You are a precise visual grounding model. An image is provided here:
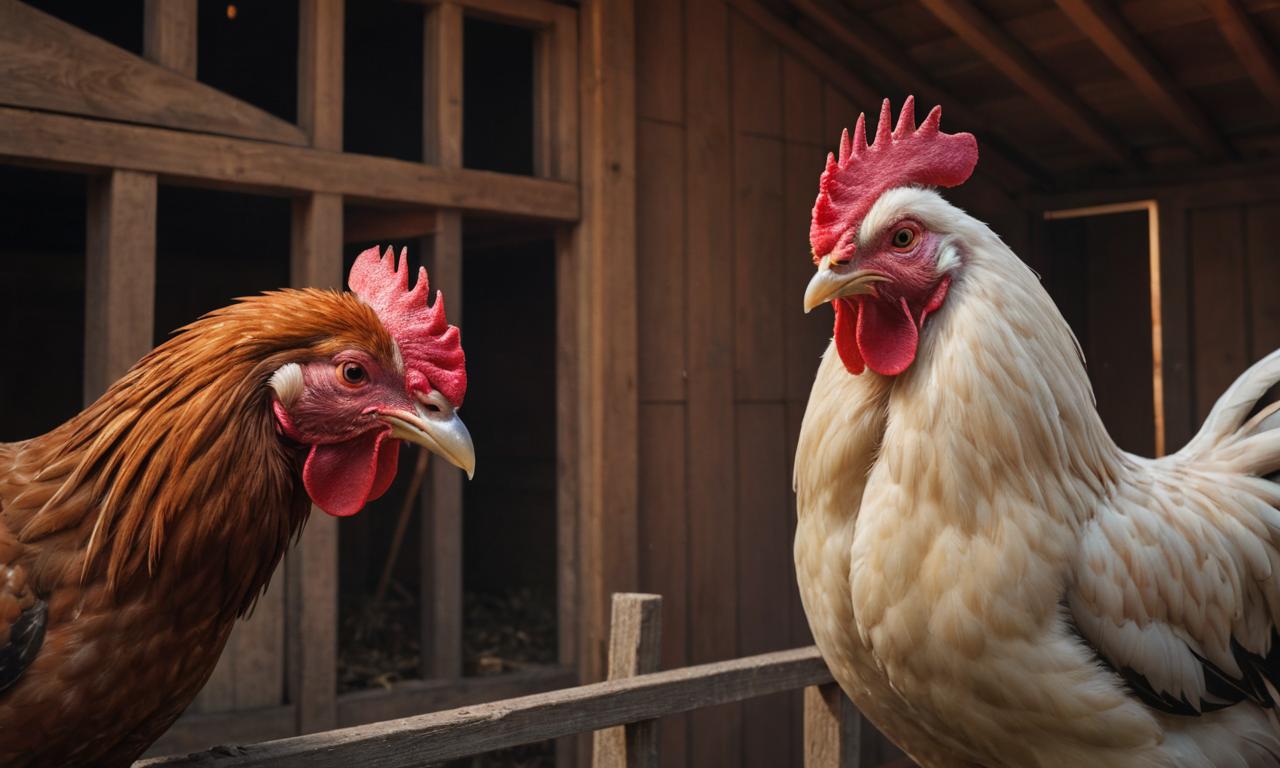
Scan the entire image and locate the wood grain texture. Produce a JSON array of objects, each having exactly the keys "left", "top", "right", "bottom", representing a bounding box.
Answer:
[
  {"left": 550, "top": 9, "right": 579, "bottom": 182},
  {"left": 1246, "top": 201, "right": 1280, "bottom": 358},
  {"left": 298, "top": 0, "right": 344, "bottom": 150},
  {"left": 733, "top": 134, "right": 786, "bottom": 401},
  {"left": 424, "top": 2, "right": 463, "bottom": 168},
  {"left": 232, "top": 571, "right": 287, "bottom": 708},
  {"left": 637, "top": 119, "right": 687, "bottom": 402},
  {"left": 0, "top": 0, "right": 305, "bottom": 146},
  {"left": 143, "top": 0, "right": 197, "bottom": 77},
  {"left": 84, "top": 168, "right": 157, "bottom": 404},
  {"left": 784, "top": 143, "right": 830, "bottom": 402},
  {"left": 732, "top": 13, "right": 783, "bottom": 138},
  {"left": 1156, "top": 194, "right": 1194, "bottom": 450},
  {"left": 0, "top": 107, "right": 579, "bottom": 220},
  {"left": 1188, "top": 205, "right": 1249, "bottom": 423},
  {"left": 804, "top": 683, "right": 860, "bottom": 768},
  {"left": 636, "top": 0, "right": 683, "bottom": 123},
  {"left": 139, "top": 646, "right": 834, "bottom": 768},
  {"left": 593, "top": 594, "right": 663, "bottom": 768},
  {"left": 1202, "top": 0, "right": 1280, "bottom": 113},
  {"left": 783, "top": 55, "right": 825, "bottom": 147}
]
